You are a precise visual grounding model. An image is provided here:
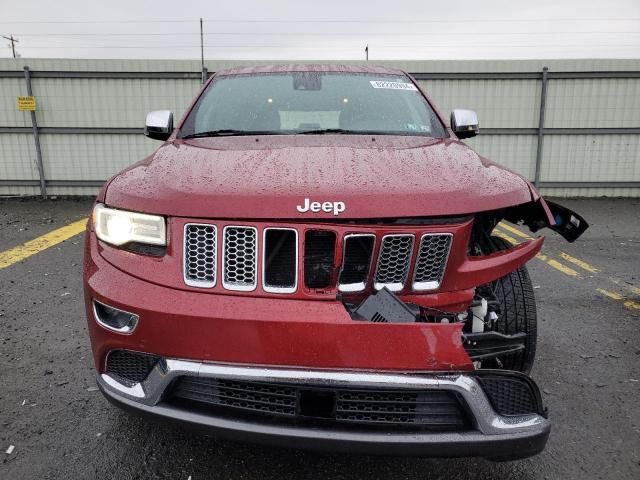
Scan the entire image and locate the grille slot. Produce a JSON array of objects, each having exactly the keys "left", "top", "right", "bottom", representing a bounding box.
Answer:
[
  {"left": 171, "top": 377, "right": 297, "bottom": 416},
  {"left": 263, "top": 228, "right": 298, "bottom": 293},
  {"left": 304, "top": 230, "right": 336, "bottom": 289},
  {"left": 169, "top": 377, "right": 469, "bottom": 430},
  {"left": 412, "top": 234, "right": 453, "bottom": 291},
  {"left": 223, "top": 226, "right": 258, "bottom": 291},
  {"left": 184, "top": 224, "right": 217, "bottom": 288},
  {"left": 338, "top": 234, "right": 375, "bottom": 292},
  {"left": 106, "top": 350, "right": 160, "bottom": 387},
  {"left": 374, "top": 234, "right": 415, "bottom": 292},
  {"left": 336, "top": 389, "right": 468, "bottom": 427}
]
